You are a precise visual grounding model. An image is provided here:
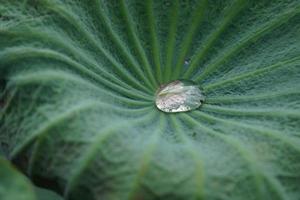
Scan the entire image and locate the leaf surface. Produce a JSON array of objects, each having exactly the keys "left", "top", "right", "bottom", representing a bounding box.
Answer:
[
  {"left": 0, "top": 0, "right": 300, "bottom": 199},
  {"left": 0, "top": 157, "right": 36, "bottom": 200},
  {"left": 0, "top": 157, "right": 63, "bottom": 200}
]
